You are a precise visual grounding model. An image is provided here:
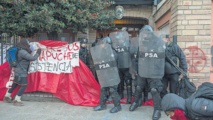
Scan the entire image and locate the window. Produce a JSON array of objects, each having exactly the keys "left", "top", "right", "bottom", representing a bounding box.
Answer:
[{"left": 158, "top": 22, "right": 169, "bottom": 34}]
